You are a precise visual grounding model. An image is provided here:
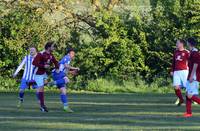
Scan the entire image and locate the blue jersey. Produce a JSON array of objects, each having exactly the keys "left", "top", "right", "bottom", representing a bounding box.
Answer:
[{"left": 59, "top": 55, "right": 71, "bottom": 72}]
